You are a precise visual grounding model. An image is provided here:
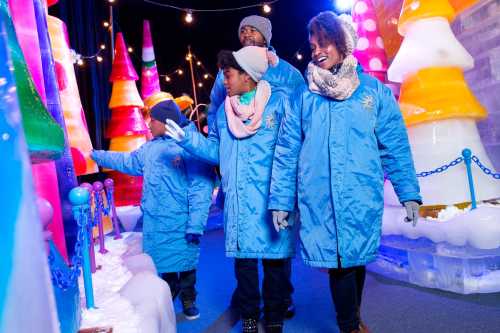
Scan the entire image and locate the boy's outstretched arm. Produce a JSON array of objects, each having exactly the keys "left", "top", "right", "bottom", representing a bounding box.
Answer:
[{"left": 91, "top": 146, "right": 146, "bottom": 176}]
